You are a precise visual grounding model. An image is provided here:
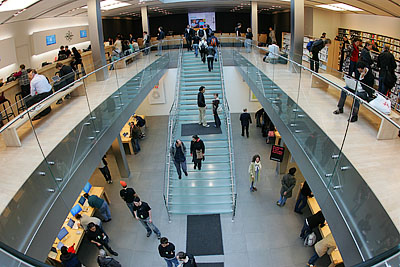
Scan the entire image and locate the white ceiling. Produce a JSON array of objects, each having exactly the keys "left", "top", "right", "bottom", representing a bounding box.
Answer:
[{"left": 0, "top": 0, "right": 399, "bottom": 24}]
